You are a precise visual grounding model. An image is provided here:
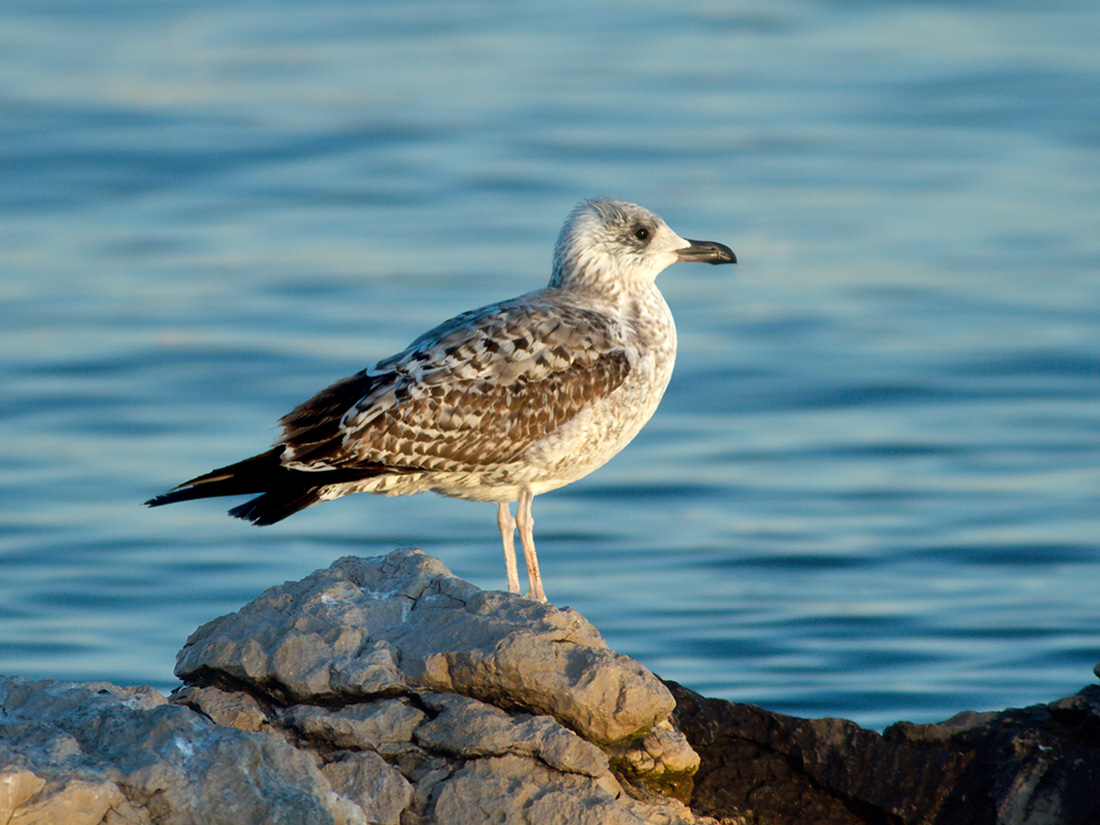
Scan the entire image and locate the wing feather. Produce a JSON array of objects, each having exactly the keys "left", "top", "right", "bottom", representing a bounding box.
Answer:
[{"left": 278, "top": 295, "right": 632, "bottom": 473}]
